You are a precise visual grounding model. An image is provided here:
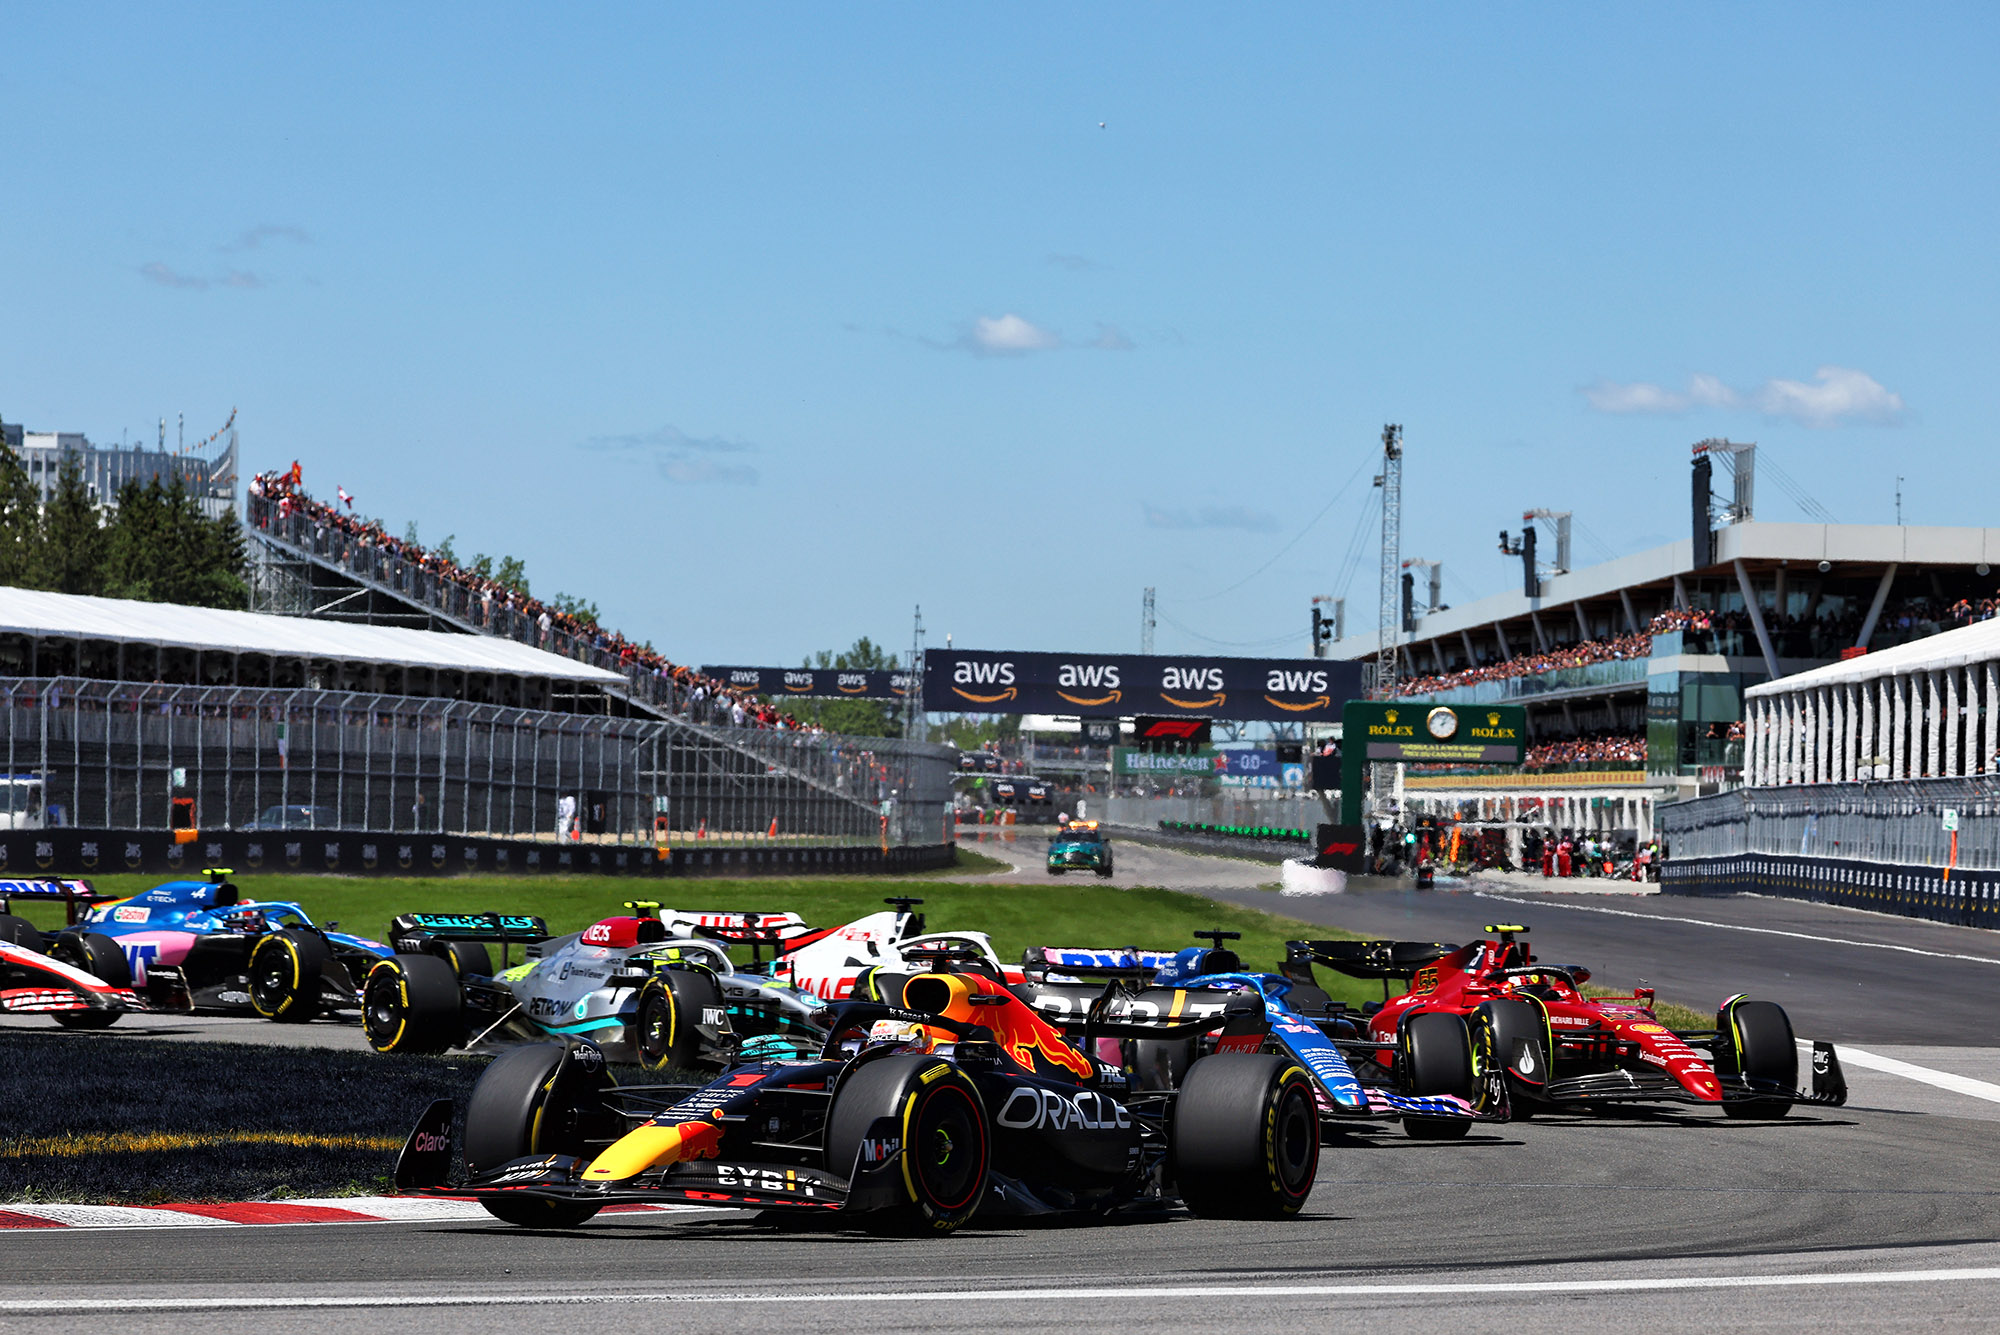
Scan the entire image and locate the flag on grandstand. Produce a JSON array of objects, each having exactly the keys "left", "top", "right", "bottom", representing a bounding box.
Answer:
[{"left": 337, "top": 487, "right": 353, "bottom": 510}]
